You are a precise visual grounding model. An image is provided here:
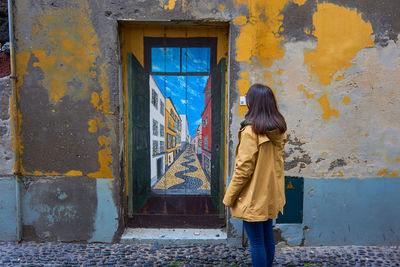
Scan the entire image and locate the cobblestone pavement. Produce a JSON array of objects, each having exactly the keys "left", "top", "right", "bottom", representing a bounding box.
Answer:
[{"left": 0, "top": 242, "right": 399, "bottom": 266}]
